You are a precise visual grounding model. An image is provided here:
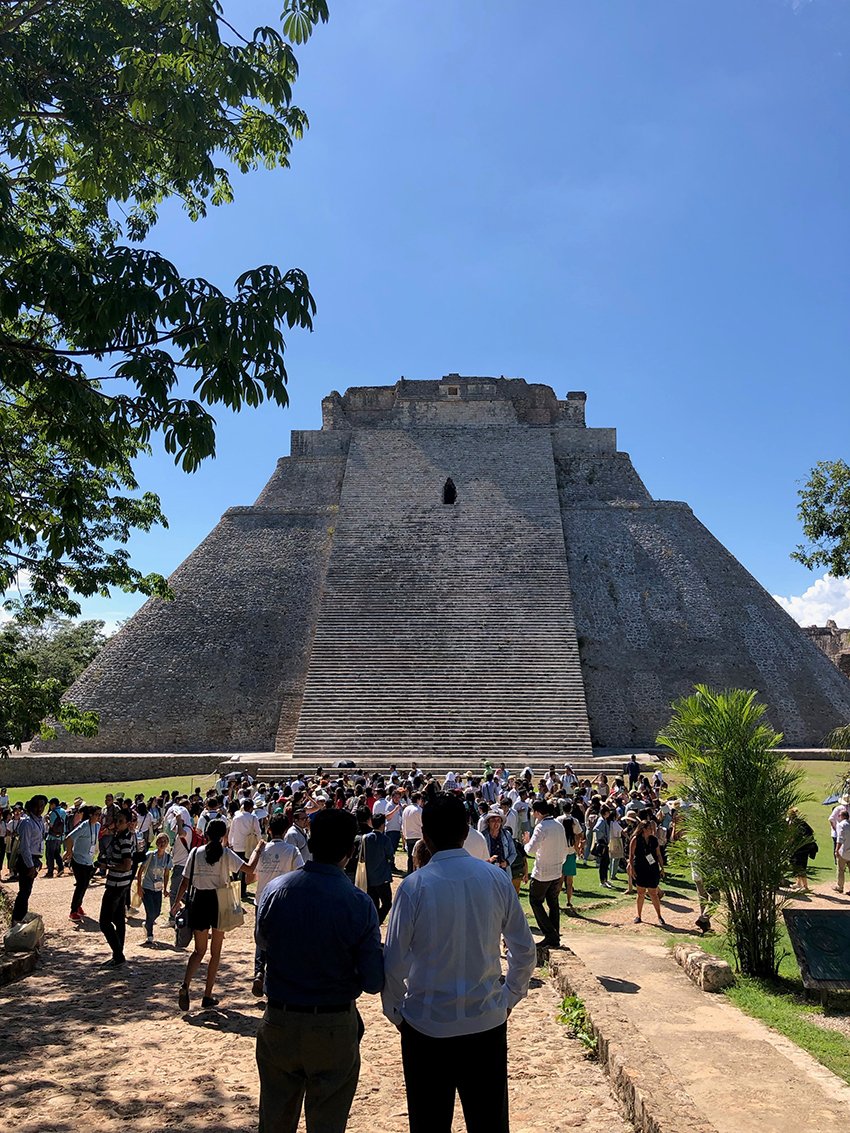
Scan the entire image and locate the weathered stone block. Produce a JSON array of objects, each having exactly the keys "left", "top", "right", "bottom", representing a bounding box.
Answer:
[{"left": 673, "top": 944, "right": 734, "bottom": 992}]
